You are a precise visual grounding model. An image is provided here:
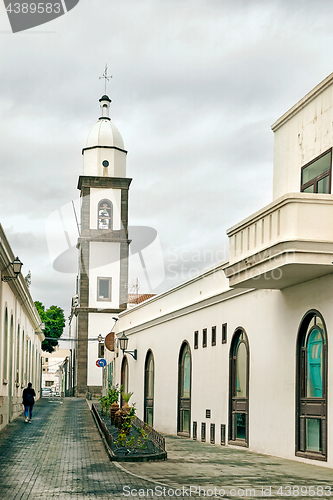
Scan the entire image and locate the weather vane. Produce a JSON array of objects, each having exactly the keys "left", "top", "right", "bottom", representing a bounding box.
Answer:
[{"left": 99, "top": 64, "right": 112, "bottom": 94}]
